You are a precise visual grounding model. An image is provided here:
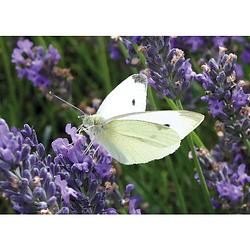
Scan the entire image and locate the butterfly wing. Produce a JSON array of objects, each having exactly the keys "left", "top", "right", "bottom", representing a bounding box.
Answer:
[
  {"left": 95, "top": 120, "right": 181, "bottom": 165},
  {"left": 109, "top": 110, "right": 204, "bottom": 139},
  {"left": 97, "top": 74, "right": 148, "bottom": 120}
]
